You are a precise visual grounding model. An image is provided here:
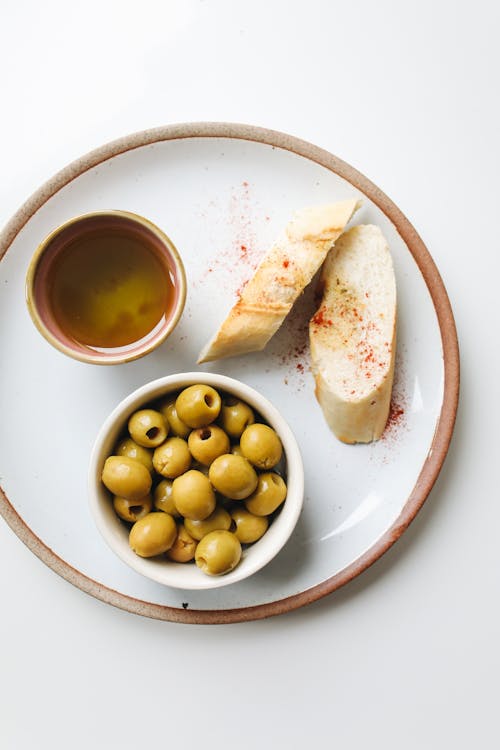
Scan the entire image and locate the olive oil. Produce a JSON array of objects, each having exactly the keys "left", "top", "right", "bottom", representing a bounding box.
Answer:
[{"left": 47, "top": 228, "right": 174, "bottom": 350}]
